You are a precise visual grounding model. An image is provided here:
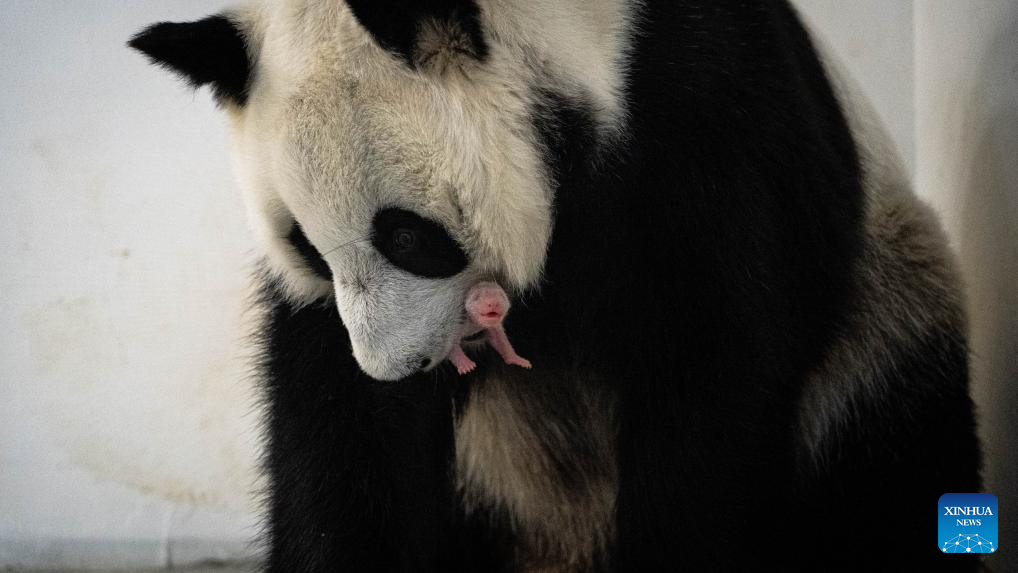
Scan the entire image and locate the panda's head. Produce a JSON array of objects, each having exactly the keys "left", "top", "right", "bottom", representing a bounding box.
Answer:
[{"left": 130, "top": 0, "right": 628, "bottom": 381}]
